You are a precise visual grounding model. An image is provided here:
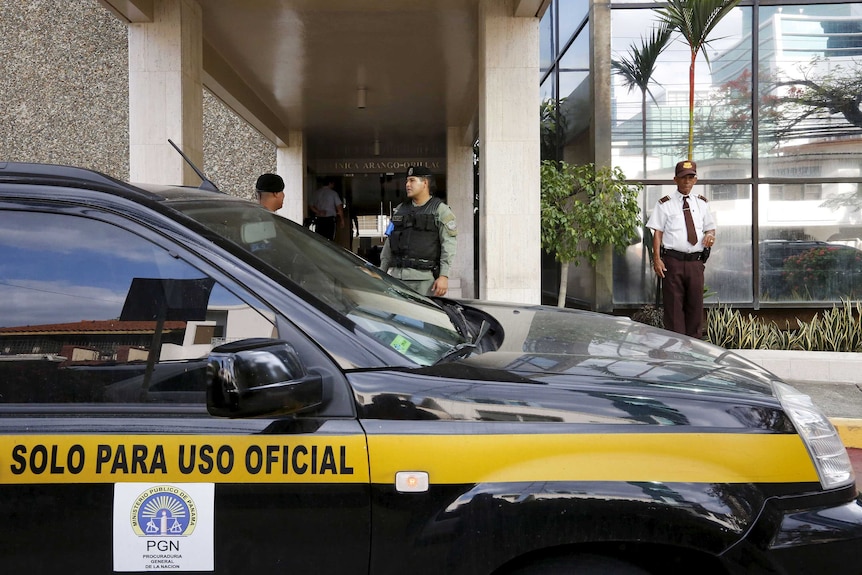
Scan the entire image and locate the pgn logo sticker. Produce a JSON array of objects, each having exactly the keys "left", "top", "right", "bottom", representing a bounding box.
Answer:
[
  {"left": 114, "top": 483, "right": 214, "bottom": 572},
  {"left": 131, "top": 485, "right": 196, "bottom": 537}
]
